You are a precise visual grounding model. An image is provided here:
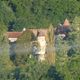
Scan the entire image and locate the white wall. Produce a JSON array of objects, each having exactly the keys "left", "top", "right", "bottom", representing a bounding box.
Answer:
[{"left": 8, "top": 38, "right": 17, "bottom": 42}]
